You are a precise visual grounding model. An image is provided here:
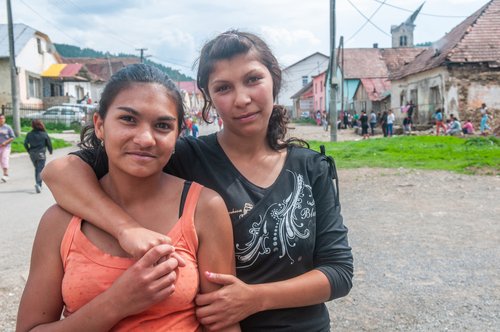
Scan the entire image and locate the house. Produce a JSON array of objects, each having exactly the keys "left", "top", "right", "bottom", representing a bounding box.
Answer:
[
  {"left": 63, "top": 57, "right": 140, "bottom": 103},
  {"left": 290, "top": 81, "right": 314, "bottom": 117},
  {"left": 0, "top": 23, "right": 61, "bottom": 109},
  {"left": 291, "top": 4, "right": 425, "bottom": 121},
  {"left": 41, "top": 63, "right": 100, "bottom": 107},
  {"left": 278, "top": 52, "right": 329, "bottom": 117},
  {"left": 390, "top": 0, "right": 500, "bottom": 124}
]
